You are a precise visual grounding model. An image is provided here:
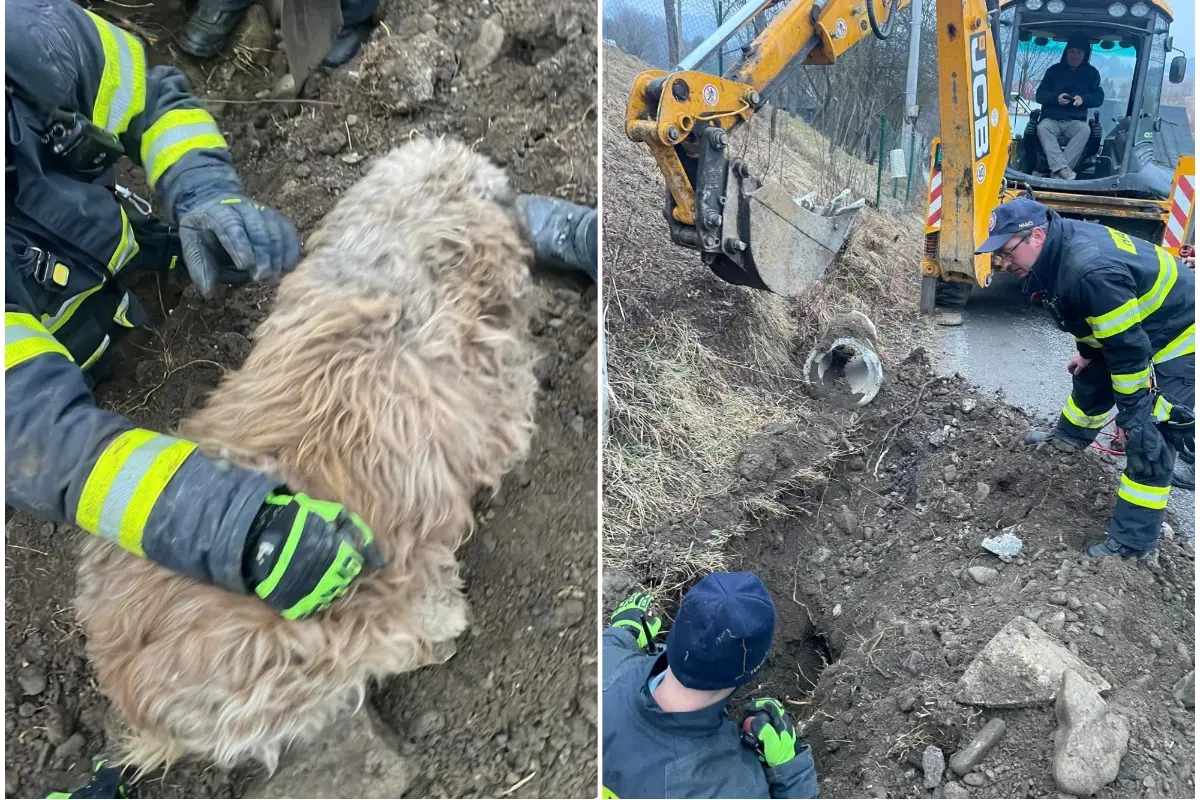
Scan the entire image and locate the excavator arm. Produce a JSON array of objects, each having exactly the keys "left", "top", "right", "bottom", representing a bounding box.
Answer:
[{"left": 625, "top": 0, "right": 1011, "bottom": 302}]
